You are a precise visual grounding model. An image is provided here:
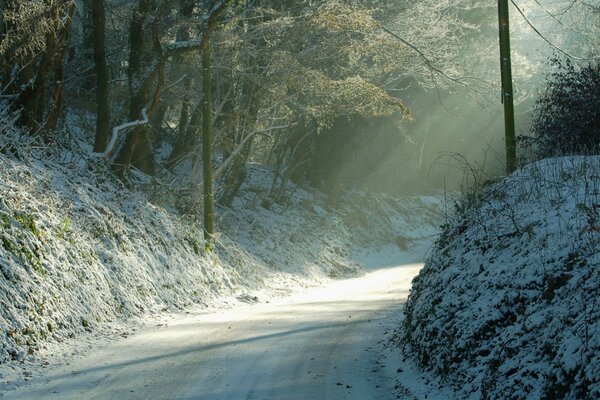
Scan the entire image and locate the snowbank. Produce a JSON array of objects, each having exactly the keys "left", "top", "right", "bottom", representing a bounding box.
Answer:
[
  {"left": 401, "top": 156, "right": 600, "bottom": 399},
  {"left": 0, "top": 132, "right": 442, "bottom": 381}
]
